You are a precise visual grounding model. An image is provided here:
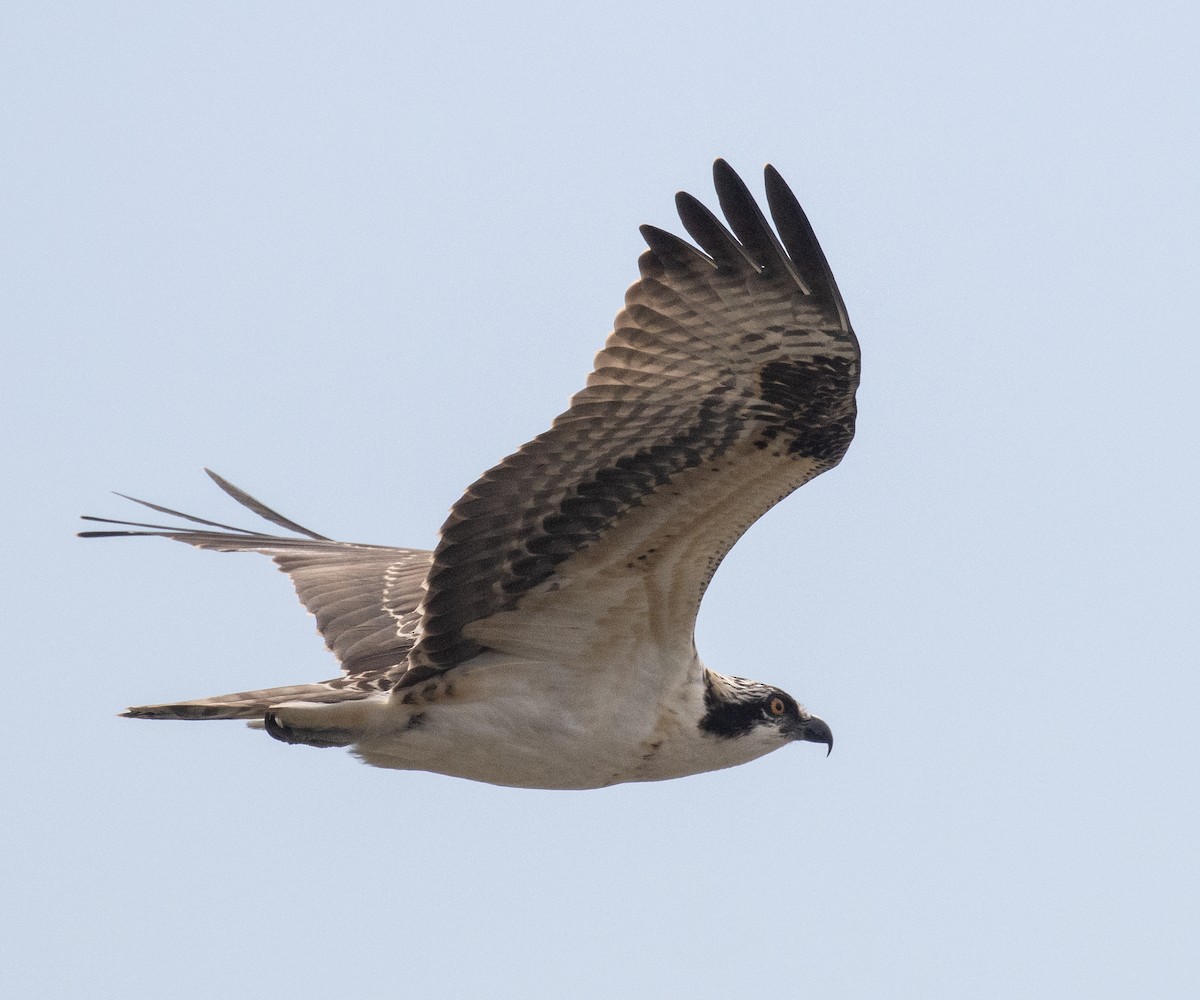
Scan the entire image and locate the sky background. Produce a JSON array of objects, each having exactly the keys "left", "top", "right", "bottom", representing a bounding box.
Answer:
[{"left": 3, "top": 2, "right": 1198, "bottom": 997}]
